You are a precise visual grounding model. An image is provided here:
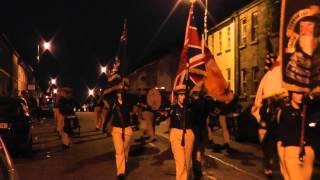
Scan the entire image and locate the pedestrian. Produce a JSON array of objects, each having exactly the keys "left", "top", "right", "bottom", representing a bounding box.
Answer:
[
  {"left": 93, "top": 93, "right": 104, "bottom": 131},
  {"left": 258, "top": 98, "right": 281, "bottom": 177},
  {"left": 101, "top": 93, "right": 113, "bottom": 136},
  {"left": 277, "top": 91, "right": 315, "bottom": 180},
  {"left": 54, "top": 88, "right": 63, "bottom": 136},
  {"left": 190, "top": 88, "right": 211, "bottom": 180},
  {"left": 169, "top": 85, "right": 194, "bottom": 180},
  {"left": 216, "top": 94, "right": 239, "bottom": 153},
  {"left": 58, "top": 87, "right": 80, "bottom": 148},
  {"left": 109, "top": 89, "right": 133, "bottom": 180},
  {"left": 216, "top": 101, "right": 232, "bottom": 151}
]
